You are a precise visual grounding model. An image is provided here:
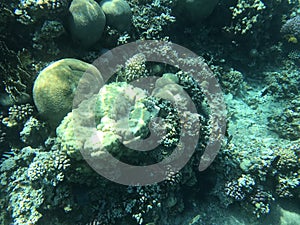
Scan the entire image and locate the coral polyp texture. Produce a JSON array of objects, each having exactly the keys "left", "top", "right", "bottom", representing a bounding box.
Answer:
[{"left": 33, "top": 58, "right": 101, "bottom": 128}]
